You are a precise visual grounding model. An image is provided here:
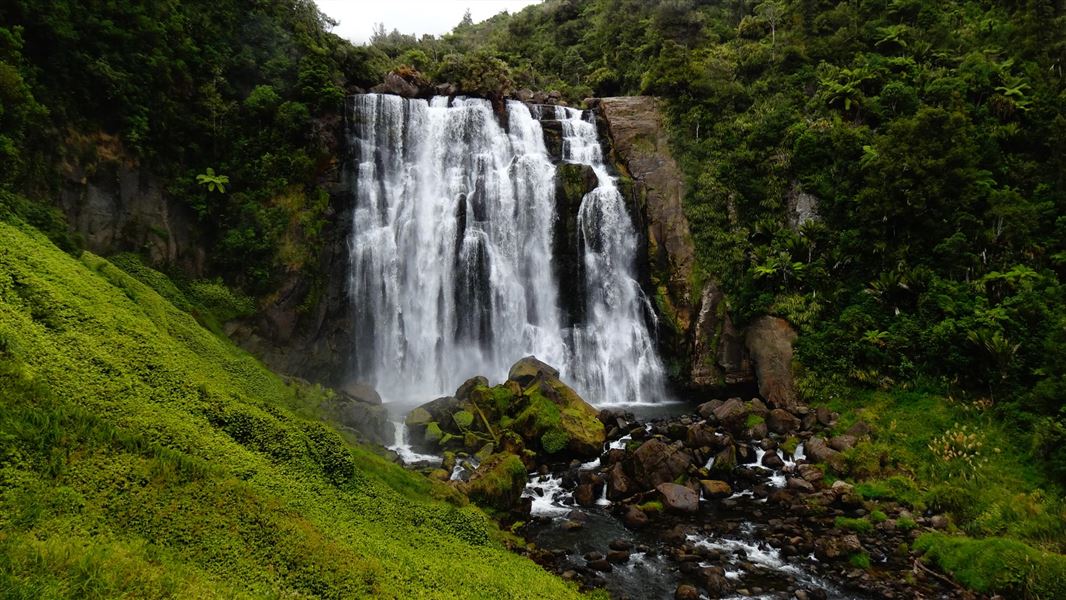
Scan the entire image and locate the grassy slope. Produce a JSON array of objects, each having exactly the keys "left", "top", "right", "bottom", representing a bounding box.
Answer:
[
  {"left": 813, "top": 385, "right": 1066, "bottom": 598},
  {"left": 0, "top": 219, "right": 582, "bottom": 599}
]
